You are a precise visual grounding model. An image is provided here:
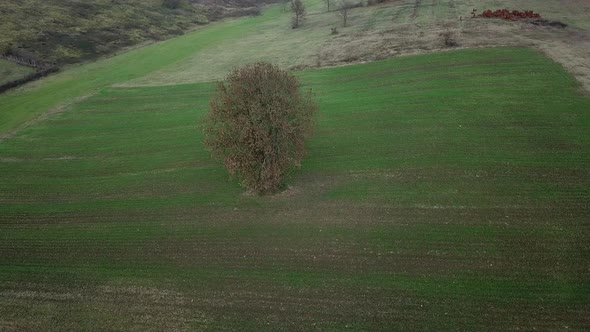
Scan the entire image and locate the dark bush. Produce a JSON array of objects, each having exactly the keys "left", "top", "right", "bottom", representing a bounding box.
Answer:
[
  {"left": 162, "top": 0, "right": 186, "bottom": 9},
  {"left": 0, "top": 67, "right": 60, "bottom": 94},
  {"left": 442, "top": 31, "right": 458, "bottom": 47}
]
